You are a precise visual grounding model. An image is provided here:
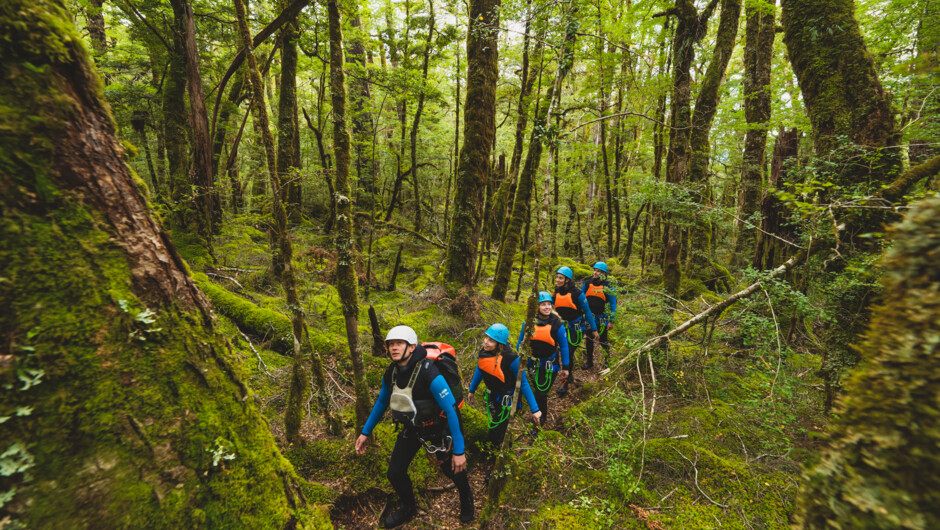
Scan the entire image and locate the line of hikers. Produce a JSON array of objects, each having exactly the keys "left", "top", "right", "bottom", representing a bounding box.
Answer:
[{"left": 355, "top": 263, "right": 617, "bottom": 528}]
